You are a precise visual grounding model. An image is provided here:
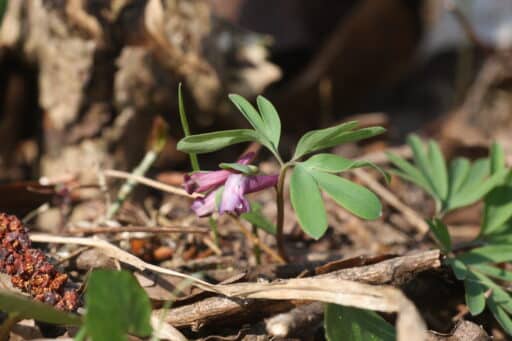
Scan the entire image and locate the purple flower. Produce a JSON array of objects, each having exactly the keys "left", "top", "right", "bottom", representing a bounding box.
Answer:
[
  {"left": 185, "top": 153, "right": 278, "bottom": 217},
  {"left": 184, "top": 153, "right": 254, "bottom": 194}
]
